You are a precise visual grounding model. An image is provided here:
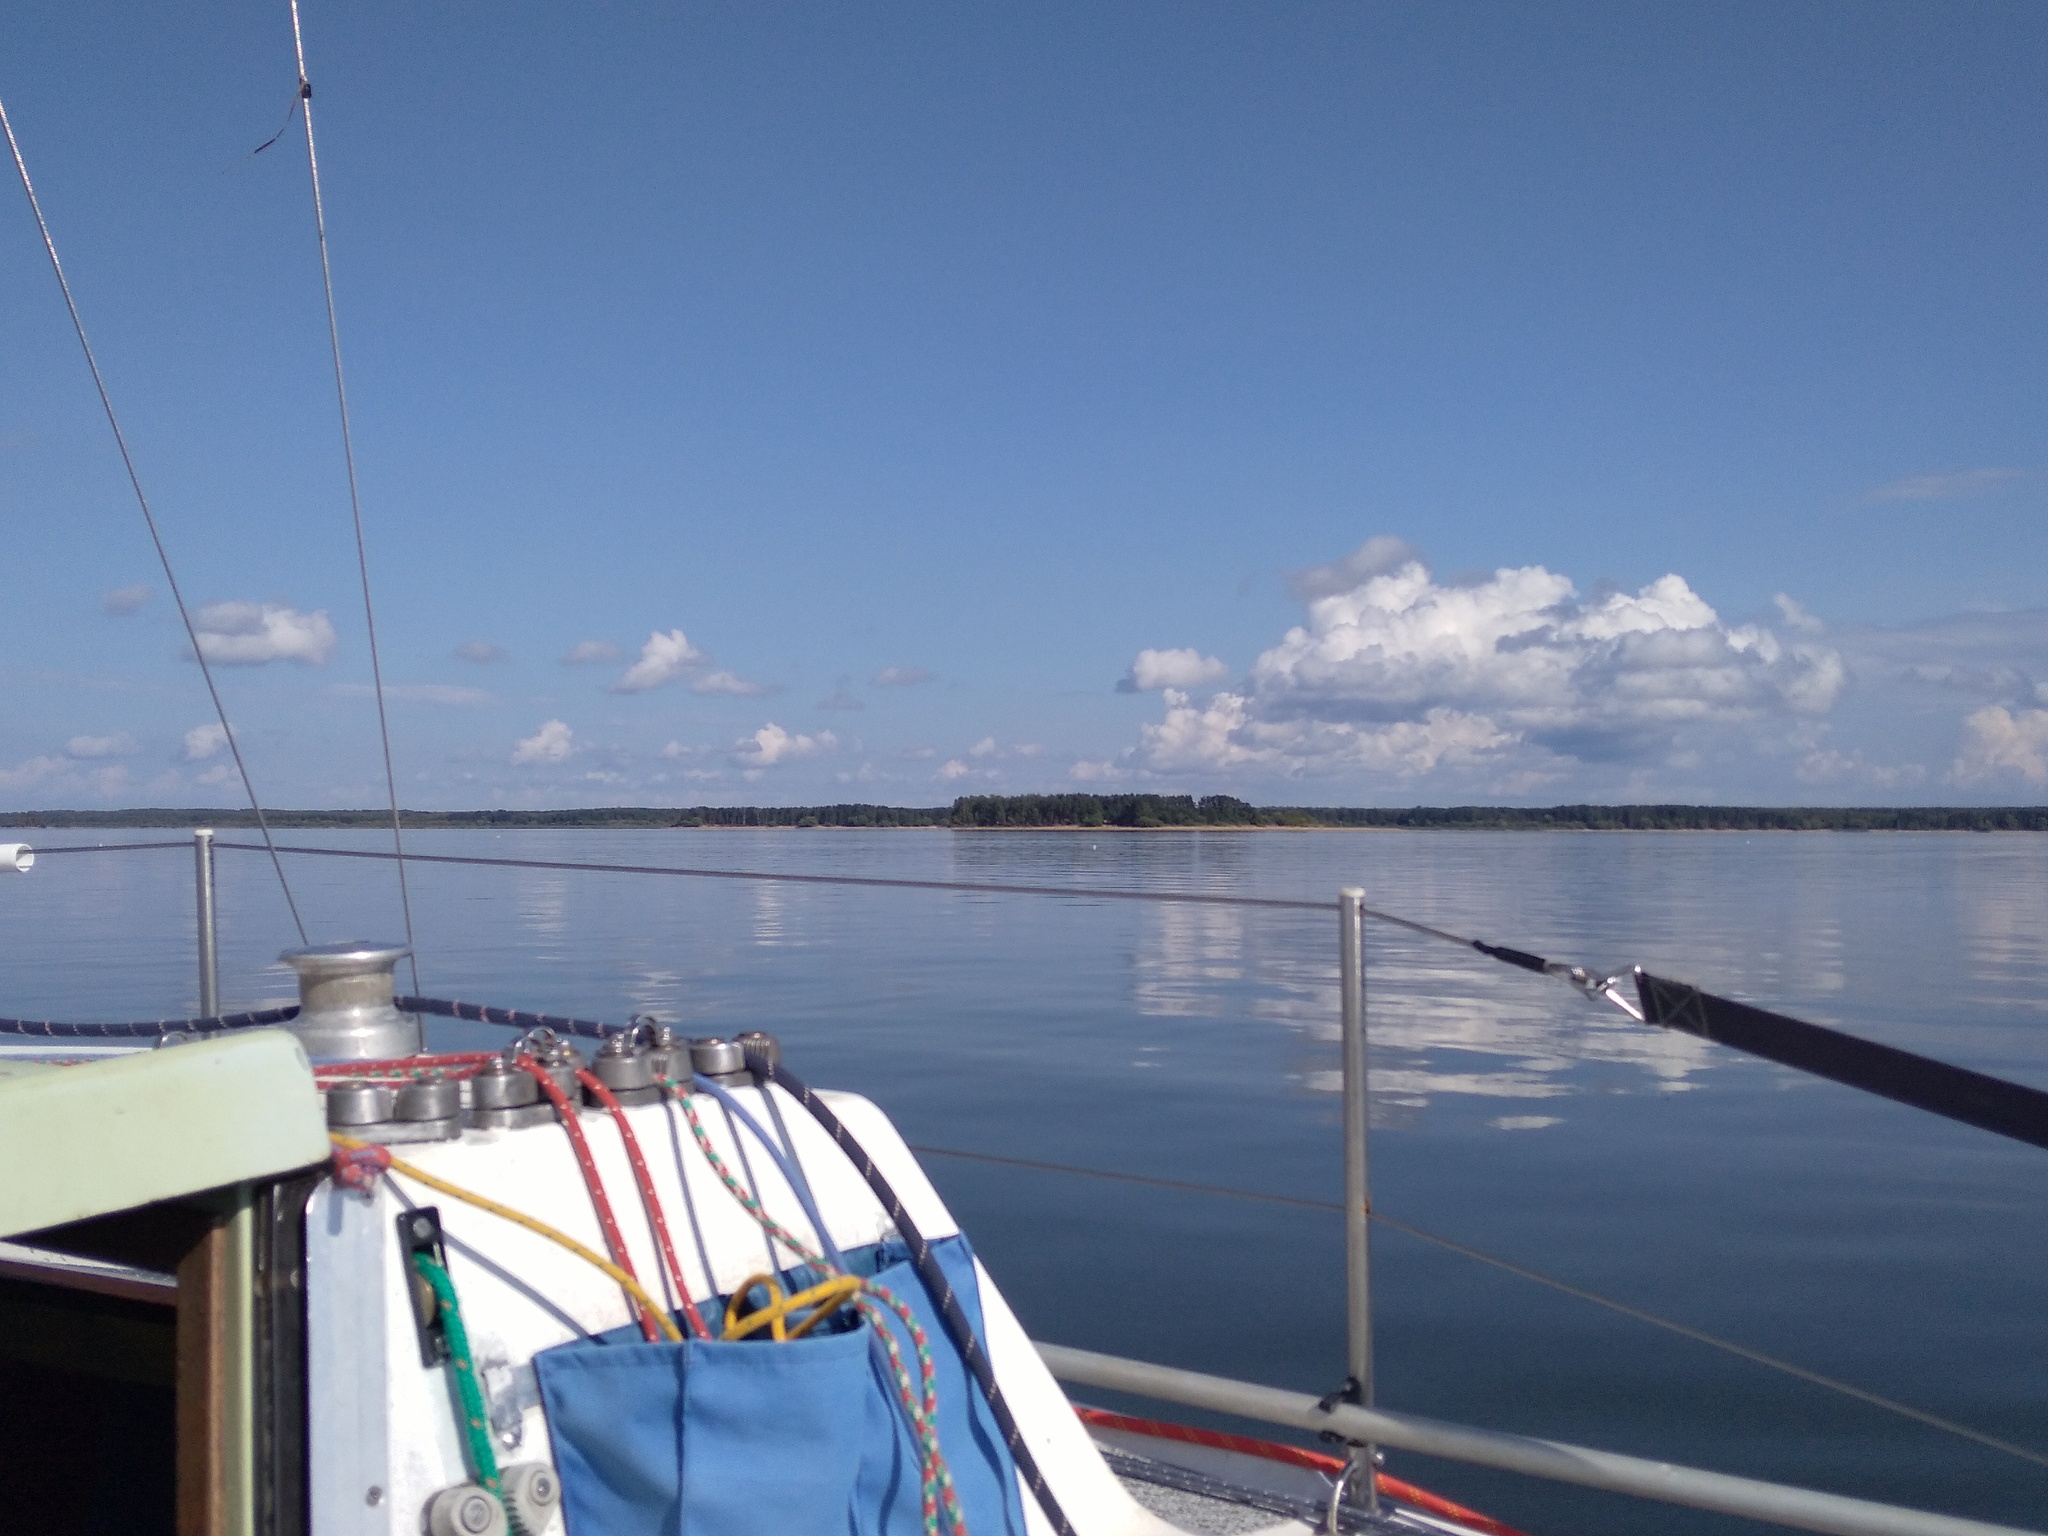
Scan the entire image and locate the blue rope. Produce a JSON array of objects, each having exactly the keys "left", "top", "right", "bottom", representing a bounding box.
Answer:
[{"left": 691, "top": 1075, "right": 846, "bottom": 1273}]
